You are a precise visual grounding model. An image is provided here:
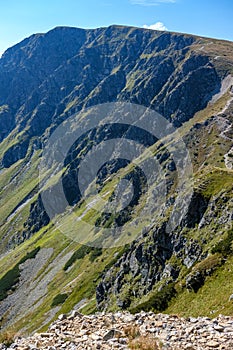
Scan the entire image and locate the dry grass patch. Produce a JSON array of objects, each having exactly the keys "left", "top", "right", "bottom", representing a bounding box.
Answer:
[
  {"left": 0, "top": 329, "right": 18, "bottom": 347},
  {"left": 124, "top": 325, "right": 161, "bottom": 350}
]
